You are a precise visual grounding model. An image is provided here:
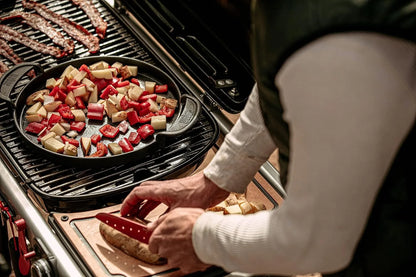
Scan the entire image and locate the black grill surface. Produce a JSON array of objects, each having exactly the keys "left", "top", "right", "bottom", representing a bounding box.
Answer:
[{"left": 0, "top": 0, "right": 219, "bottom": 212}]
